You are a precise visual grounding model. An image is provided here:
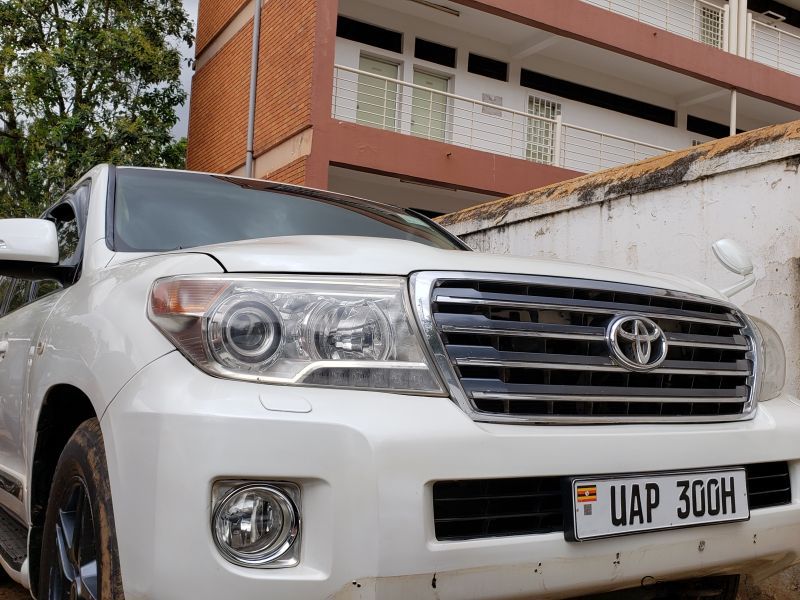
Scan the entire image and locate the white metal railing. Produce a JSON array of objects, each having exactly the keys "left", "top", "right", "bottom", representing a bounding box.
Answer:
[
  {"left": 582, "top": 0, "right": 728, "bottom": 50},
  {"left": 331, "top": 65, "right": 673, "bottom": 173},
  {"left": 749, "top": 17, "right": 800, "bottom": 77},
  {"left": 560, "top": 124, "right": 671, "bottom": 172}
]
